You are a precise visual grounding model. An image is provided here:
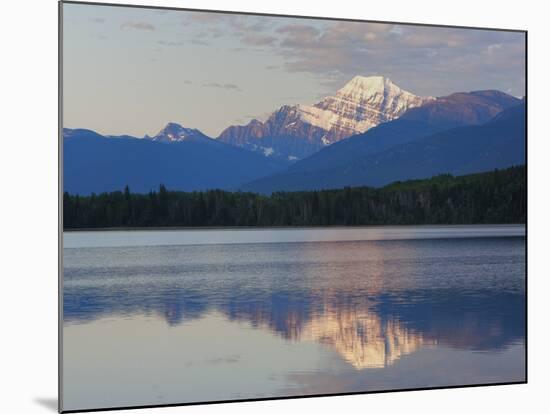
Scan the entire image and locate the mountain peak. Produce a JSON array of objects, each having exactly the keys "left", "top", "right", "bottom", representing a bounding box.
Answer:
[
  {"left": 164, "top": 121, "right": 183, "bottom": 128},
  {"left": 300, "top": 75, "right": 430, "bottom": 142},
  {"left": 218, "top": 74, "right": 431, "bottom": 160},
  {"left": 337, "top": 75, "right": 409, "bottom": 100},
  {"left": 158, "top": 122, "right": 187, "bottom": 135},
  {"left": 151, "top": 122, "right": 211, "bottom": 143},
  {"left": 342, "top": 75, "right": 391, "bottom": 91},
  {"left": 400, "top": 90, "right": 521, "bottom": 128}
]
